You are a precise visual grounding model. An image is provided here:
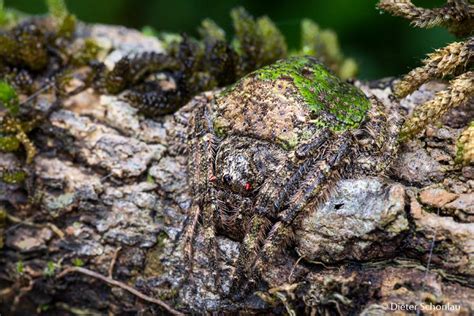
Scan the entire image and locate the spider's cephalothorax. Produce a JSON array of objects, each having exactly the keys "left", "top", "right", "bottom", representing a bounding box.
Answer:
[{"left": 180, "top": 56, "right": 402, "bottom": 295}]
